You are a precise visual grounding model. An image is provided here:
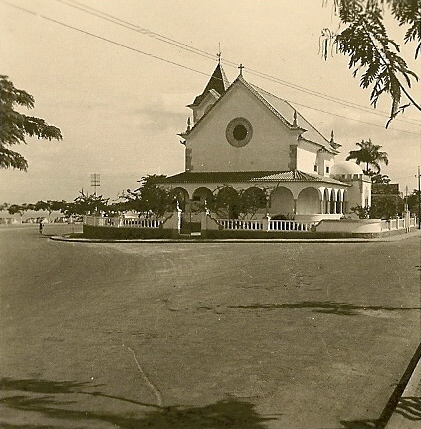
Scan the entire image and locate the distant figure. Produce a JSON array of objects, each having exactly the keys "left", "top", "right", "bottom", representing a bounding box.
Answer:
[{"left": 39, "top": 221, "right": 43, "bottom": 234}]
